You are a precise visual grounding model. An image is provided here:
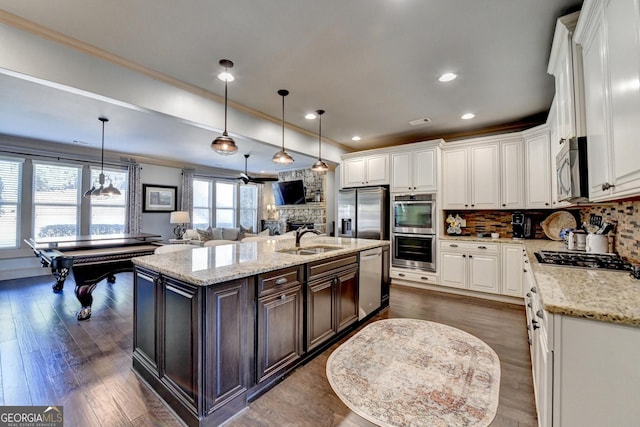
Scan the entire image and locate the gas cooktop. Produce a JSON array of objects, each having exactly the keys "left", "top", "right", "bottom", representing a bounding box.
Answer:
[{"left": 534, "top": 251, "right": 632, "bottom": 271}]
